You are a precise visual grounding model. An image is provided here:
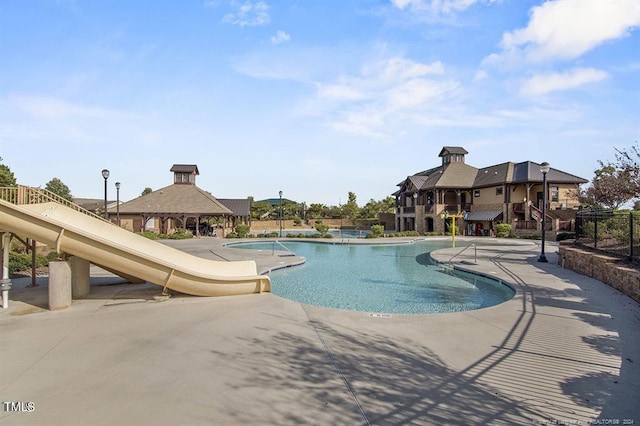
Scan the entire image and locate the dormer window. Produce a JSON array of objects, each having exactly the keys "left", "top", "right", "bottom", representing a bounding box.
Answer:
[{"left": 174, "top": 173, "right": 192, "bottom": 184}]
